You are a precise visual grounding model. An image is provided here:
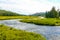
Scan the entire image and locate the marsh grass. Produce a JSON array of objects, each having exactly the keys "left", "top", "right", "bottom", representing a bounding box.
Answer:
[
  {"left": 20, "top": 18, "right": 60, "bottom": 26},
  {"left": 0, "top": 16, "right": 38, "bottom": 20},
  {"left": 0, "top": 24, "right": 46, "bottom": 40}
]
